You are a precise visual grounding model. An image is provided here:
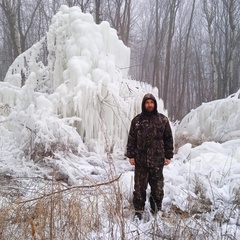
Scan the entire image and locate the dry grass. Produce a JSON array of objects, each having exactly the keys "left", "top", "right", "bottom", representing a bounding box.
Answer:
[
  {"left": 0, "top": 177, "right": 125, "bottom": 240},
  {"left": 0, "top": 153, "right": 239, "bottom": 240},
  {"left": 174, "top": 134, "right": 204, "bottom": 152},
  {"left": 0, "top": 175, "right": 239, "bottom": 240}
]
